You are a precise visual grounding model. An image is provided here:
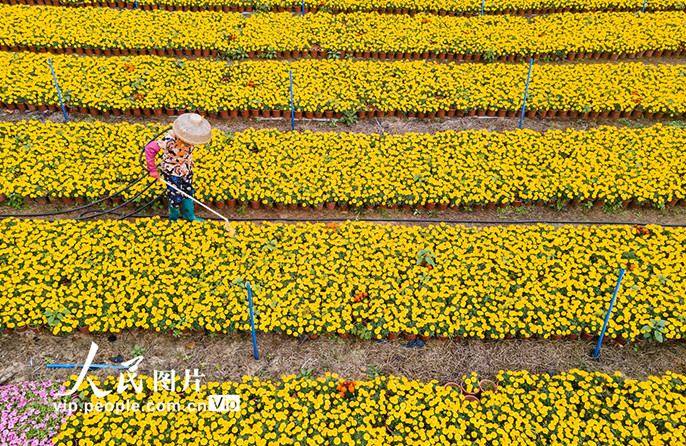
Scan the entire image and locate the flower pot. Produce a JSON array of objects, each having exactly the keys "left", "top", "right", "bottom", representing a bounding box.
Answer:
[
  {"left": 308, "top": 334, "right": 319, "bottom": 340},
  {"left": 460, "top": 381, "right": 479, "bottom": 397},
  {"left": 78, "top": 326, "right": 91, "bottom": 334},
  {"left": 478, "top": 380, "right": 498, "bottom": 393},
  {"left": 338, "top": 332, "right": 349, "bottom": 338},
  {"left": 580, "top": 331, "right": 594, "bottom": 341},
  {"left": 403, "top": 333, "right": 417, "bottom": 340},
  {"left": 388, "top": 332, "right": 399, "bottom": 340},
  {"left": 566, "top": 333, "right": 579, "bottom": 340},
  {"left": 419, "top": 334, "right": 431, "bottom": 341},
  {"left": 249, "top": 200, "right": 261, "bottom": 209},
  {"left": 325, "top": 202, "right": 336, "bottom": 210},
  {"left": 549, "top": 334, "right": 562, "bottom": 340}
]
